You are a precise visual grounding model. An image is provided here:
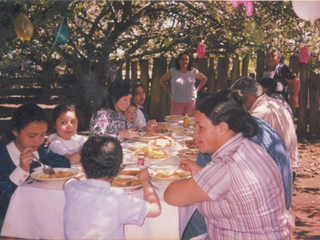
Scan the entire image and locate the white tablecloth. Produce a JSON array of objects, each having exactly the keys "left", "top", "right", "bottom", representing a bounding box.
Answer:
[{"left": 1, "top": 136, "right": 196, "bottom": 239}]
